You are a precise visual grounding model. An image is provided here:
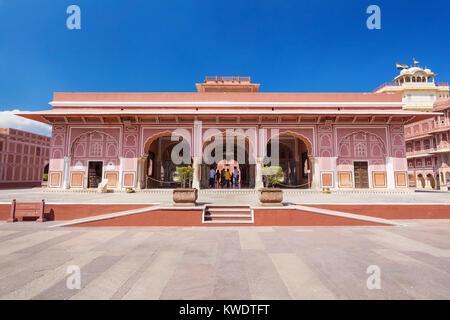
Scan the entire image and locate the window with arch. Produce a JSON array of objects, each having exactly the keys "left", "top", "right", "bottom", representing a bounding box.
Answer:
[
  {"left": 90, "top": 142, "right": 103, "bottom": 157},
  {"left": 354, "top": 142, "right": 367, "bottom": 157}
]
